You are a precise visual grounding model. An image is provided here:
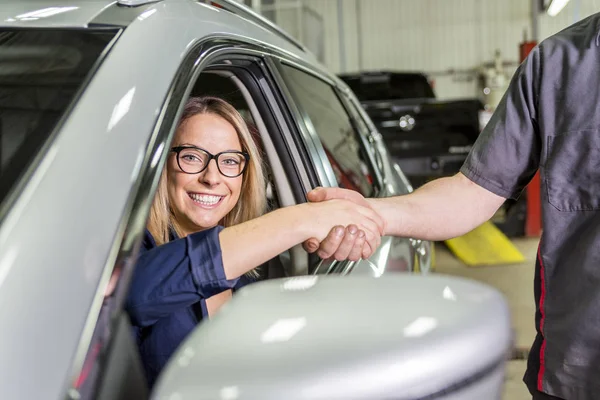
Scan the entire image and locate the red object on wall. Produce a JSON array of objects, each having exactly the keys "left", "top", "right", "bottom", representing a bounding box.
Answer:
[
  {"left": 520, "top": 40, "right": 543, "bottom": 237},
  {"left": 520, "top": 41, "right": 538, "bottom": 63}
]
